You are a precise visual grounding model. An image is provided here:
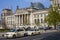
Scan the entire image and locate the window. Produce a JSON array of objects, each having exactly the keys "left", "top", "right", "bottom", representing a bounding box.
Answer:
[
  {"left": 41, "top": 14, "right": 43, "bottom": 17},
  {"left": 37, "top": 19, "right": 39, "bottom": 23},
  {"left": 7, "top": 17, "right": 11, "bottom": 20},
  {"left": 37, "top": 14, "right": 39, "bottom": 18},
  {"left": 34, "top": 14, "right": 39, "bottom": 18},
  {"left": 17, "top": 29, "right": 24, "bottom": 31},
  {"left": 35, "top": 19, "right": 37, "bottom": 24},
  {"left": 34, "top": 14, "right": 36, "bottom": 18},
  {"left": 41, "top": 18, "right": 43, "bottom": 23},
  {"left": 34, "top": 19, "right": 40, "bottom": 25},
  {"left": 44, "top": 14, "right": 46, "bottom": 16},
  {"left": 10, "top": 29, "right": 15, "bottom": 32},
  {"left": 7, "top": 22, "right": 9, "bottom": 25}
]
